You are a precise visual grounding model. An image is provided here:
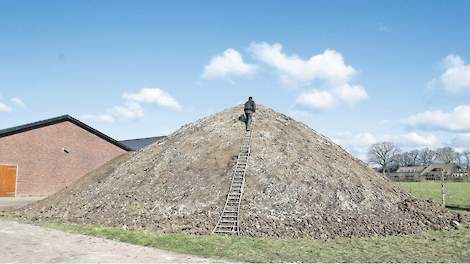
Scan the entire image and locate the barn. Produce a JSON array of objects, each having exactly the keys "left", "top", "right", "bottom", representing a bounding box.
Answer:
[{"left": 0, "top": 115, "right": 131, "bottom": 197}]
